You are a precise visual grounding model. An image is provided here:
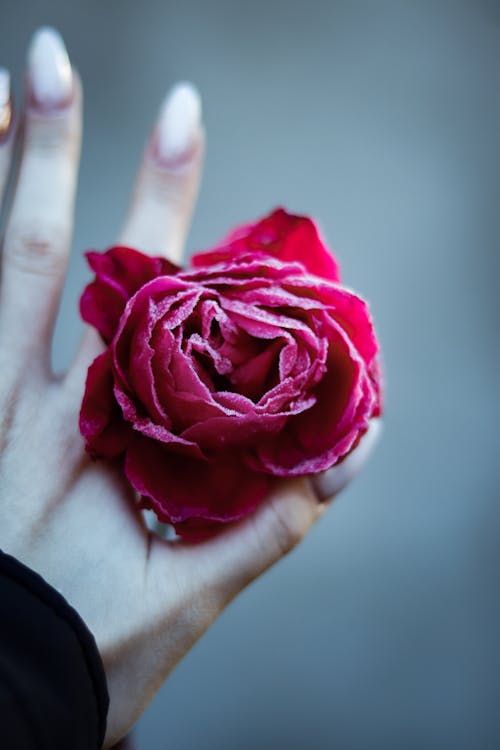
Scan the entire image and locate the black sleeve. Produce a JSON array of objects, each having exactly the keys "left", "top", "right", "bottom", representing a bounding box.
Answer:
[{"left": 0, "top": 549, "right": 109, "bottom": 750}]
